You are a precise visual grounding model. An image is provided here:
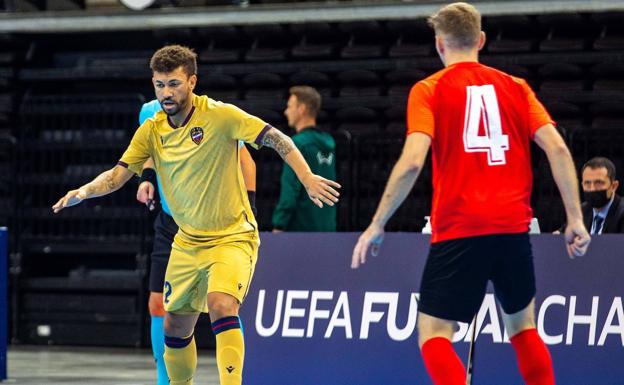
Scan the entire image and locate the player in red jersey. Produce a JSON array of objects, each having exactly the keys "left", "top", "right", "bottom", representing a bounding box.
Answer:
[{"left": 351, "top": 3, "right": 590, "bottom": 385}]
